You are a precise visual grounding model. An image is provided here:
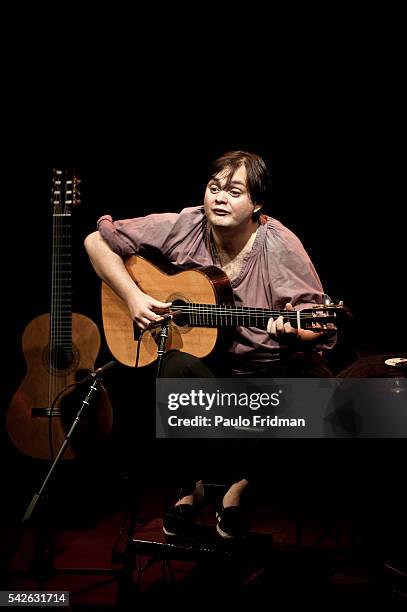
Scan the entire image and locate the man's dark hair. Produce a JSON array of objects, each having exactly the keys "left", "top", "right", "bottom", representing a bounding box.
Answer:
[{"left": 208, "top": 151, "right": 270, "bottom": 210}]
